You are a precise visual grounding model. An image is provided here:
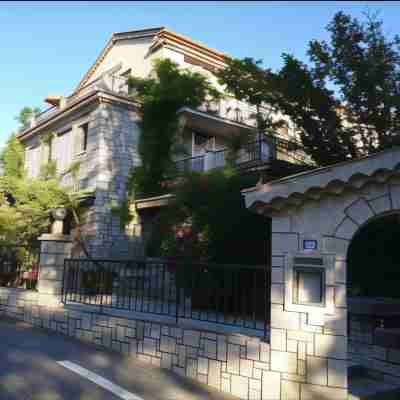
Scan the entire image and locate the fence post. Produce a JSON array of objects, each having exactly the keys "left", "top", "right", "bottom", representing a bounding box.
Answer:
[
  {"left": 37, "top": 233, "right": 72, "bottom": 307},
  {"left": 175, "top": 262, "right": 180, "bottom": 325}
]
